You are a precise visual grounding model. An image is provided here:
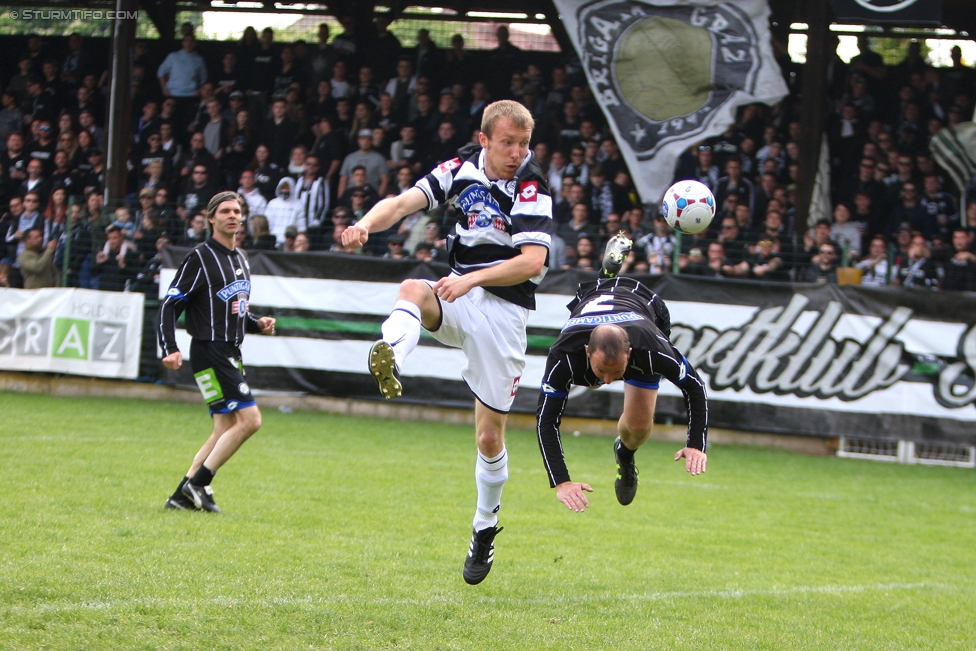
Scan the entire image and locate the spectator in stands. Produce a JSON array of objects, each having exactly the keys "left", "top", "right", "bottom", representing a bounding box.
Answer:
[
  {"left": 181, "top": 212, "right": 206, "bottom": 247},
  {"left": 920, "top": 173, "right": 958, "bottom": 237},
  {"left": 896, "top": 234, "right": 939, "bottom": 288},
  {"left": 632, "top": 214, "right": 672, "bottom": 275},
  {"left": 857, "top": 235, "right": 897, "bottom": 286},
  {"left": 91, "top": 225, "right": 138, "bottom": 291},
  {"left": 112, "top": 206, "right": 137, "bottom": 240},
  {"left": 263, "top": 98, "right": 299, "bottom": 168},
  {"left": 16, "top": 226, "right": 58, "bottom": 288},
  {"left": 157, "top": 34, "right": 208, "bottom": 135},
  {"left": 265, "top": 176, "right": 302, "bottom": 247},
  {"left": 558, "top": 201, "right": 593, "bottom": 251},
  {"left": 802, "top": 241, "right": 840, "bottom": 284},
  {"left": 179, "top": 132, "right": 216, "bottom": 180},
  {"left": 886, "top": 181, "right": 932, "bottom": 239},
  {"left": 338, "top": 129, "right": 389, "bottom": 197},
  {"left": 238, "top": 169, "right": 267, "bottom": 218},
  {"left": 295, "top": 154, "right": 329, "bottom": 233},
  {"left": 588, "top": 165, "right": 615, "bottom": 223},
  {"left": 200, "top": 98, "right": 229, "bottom": 162},
  {"left": 423, "top": 119, "right": 463, "bottom": 171},
  {"left": 716, "top": 216, "right": 748, "bottom": 263},
  {"left": 177, "top": 164, "right": 218, "bottom": 223},
  {"left": 132, "top": 208, "right": 163, "bottom": 263},
  {"left": 716, "top": 156, "right": 754, "bottom": 215},
  {"left": 18, "top": 159, "right": 51, "bottom": 211},
  {"left": 830, "top": 202, "right": 862, "bottom": 262},
  {"left": 936, "top": 229, "right": 976, "bottom": 292},
  {"left": 248, "top": 143, "right": 281, "bottom": 201},
  {"left": 240, "top": 214, "right": 267, "bottom": 251},
  {"left": 307, "top": 24, "right": 336, "bottom": 90},
  {"left": 0, "top": 91, "right": 23, "bottom": 148},
  {"left": 573, "top": 235, "right": 596, "bottom": 270}
]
